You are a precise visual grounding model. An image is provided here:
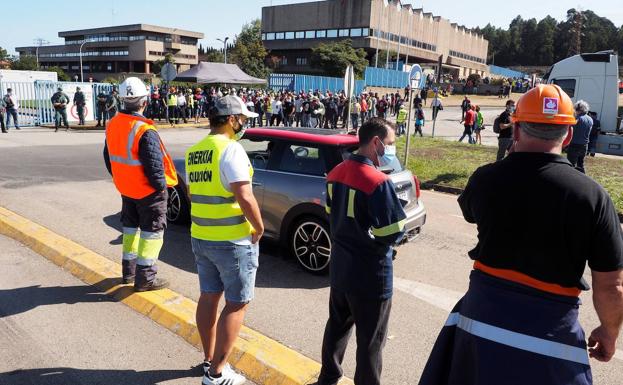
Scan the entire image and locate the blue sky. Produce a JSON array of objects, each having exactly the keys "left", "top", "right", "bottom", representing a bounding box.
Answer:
[{"left": 2, "top": 0, "right": 622, "bottom": 55}]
